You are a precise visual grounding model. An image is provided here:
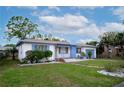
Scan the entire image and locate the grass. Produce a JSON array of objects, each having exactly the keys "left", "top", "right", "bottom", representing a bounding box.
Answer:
[
  {"left": 76, "top": 59, "right": 124, "bottom": 68},
  {"left": 0, "top": 59, "right": 124, "bottom": 87}
]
